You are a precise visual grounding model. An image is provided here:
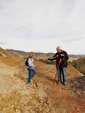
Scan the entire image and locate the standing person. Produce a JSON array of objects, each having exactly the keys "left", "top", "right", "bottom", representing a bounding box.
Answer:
[
  {"left": 27, "top": 52, "right": 36, "bottom": 86},
  {"left": 47, "top": 46, "right": 69, "bottom": 85}
]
